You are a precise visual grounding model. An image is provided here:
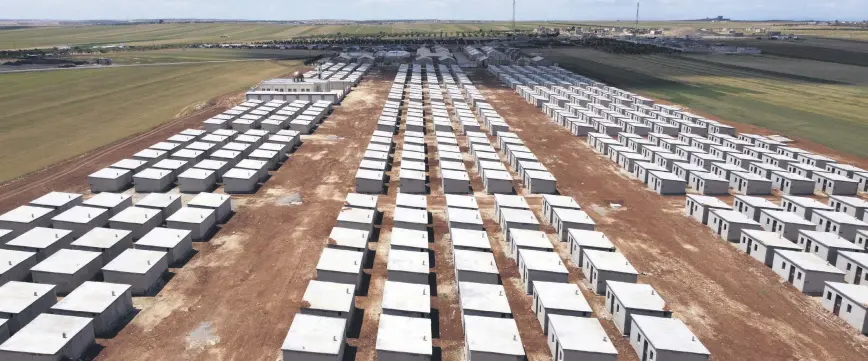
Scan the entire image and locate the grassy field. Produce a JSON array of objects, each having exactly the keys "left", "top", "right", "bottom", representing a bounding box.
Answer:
[
  {"left": 71, "top": 48, "right": 324, "bottom": 65},
  {"left": 0, "top": 60, "right": 301, "bottom": 181},
  {"left": 537, "top": 48, "right": 868, "bottom": 158},
  {"left": 0, "top": 22, "right": 550, "bottom": 49}
]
